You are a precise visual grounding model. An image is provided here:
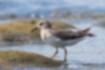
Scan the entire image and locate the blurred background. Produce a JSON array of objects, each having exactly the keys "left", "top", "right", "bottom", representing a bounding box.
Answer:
[{"left": 0, "top": 0, "right": 105, "bottom": 70}]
